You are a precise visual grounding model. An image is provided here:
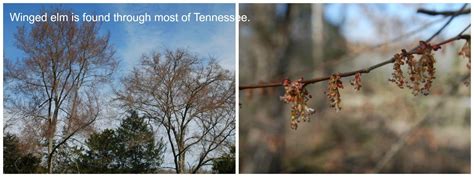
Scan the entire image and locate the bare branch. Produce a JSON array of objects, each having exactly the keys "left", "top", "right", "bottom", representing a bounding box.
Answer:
[
  {"left": 239, "top": 5, "right": 469, "bottom": 91},
  {"left": 239, "top": 34, "right": 470, "bottom": 90},
  {"left": 417, "top": 8, "right": 470, "bottom": 16},
  {"left": 117, "top": 49, "right": 235, "bottom": 173}
]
